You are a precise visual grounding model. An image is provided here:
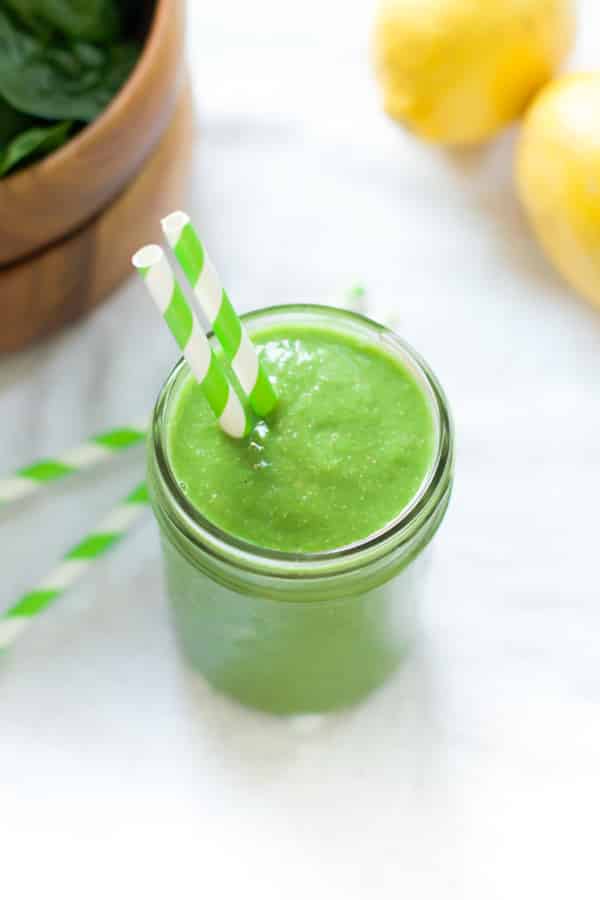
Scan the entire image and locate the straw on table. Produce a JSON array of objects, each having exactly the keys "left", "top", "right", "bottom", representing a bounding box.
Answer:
[
  {"left": 0, "top": 422, "right": 147, "bottom": 509},
  {"left": 0, "top": 483, "right": 149, "bottom": 651},
  {"left": 133, "top": 245, "right": 251, "bottom": 440},
  {"left": 161, "top": 211, "right": 278, "bottom": 419}
]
